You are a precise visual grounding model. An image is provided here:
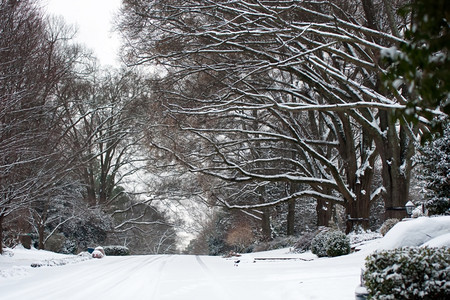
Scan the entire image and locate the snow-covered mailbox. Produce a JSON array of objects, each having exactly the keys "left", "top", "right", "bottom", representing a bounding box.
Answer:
[{"left": 92, "top": 246, "right": 105, "bottom": 259}]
